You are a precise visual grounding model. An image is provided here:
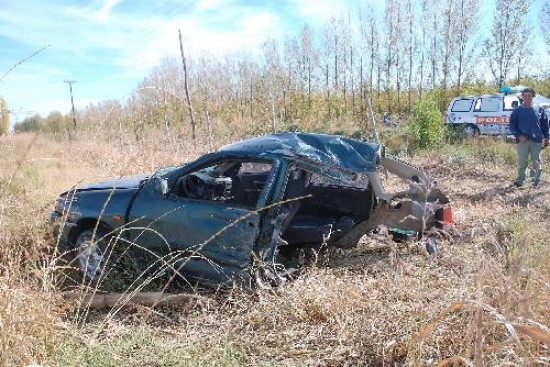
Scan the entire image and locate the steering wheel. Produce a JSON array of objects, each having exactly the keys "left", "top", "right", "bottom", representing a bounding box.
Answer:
[{"left": 182, "top": 175, "right": 206, "bottom": 199}]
